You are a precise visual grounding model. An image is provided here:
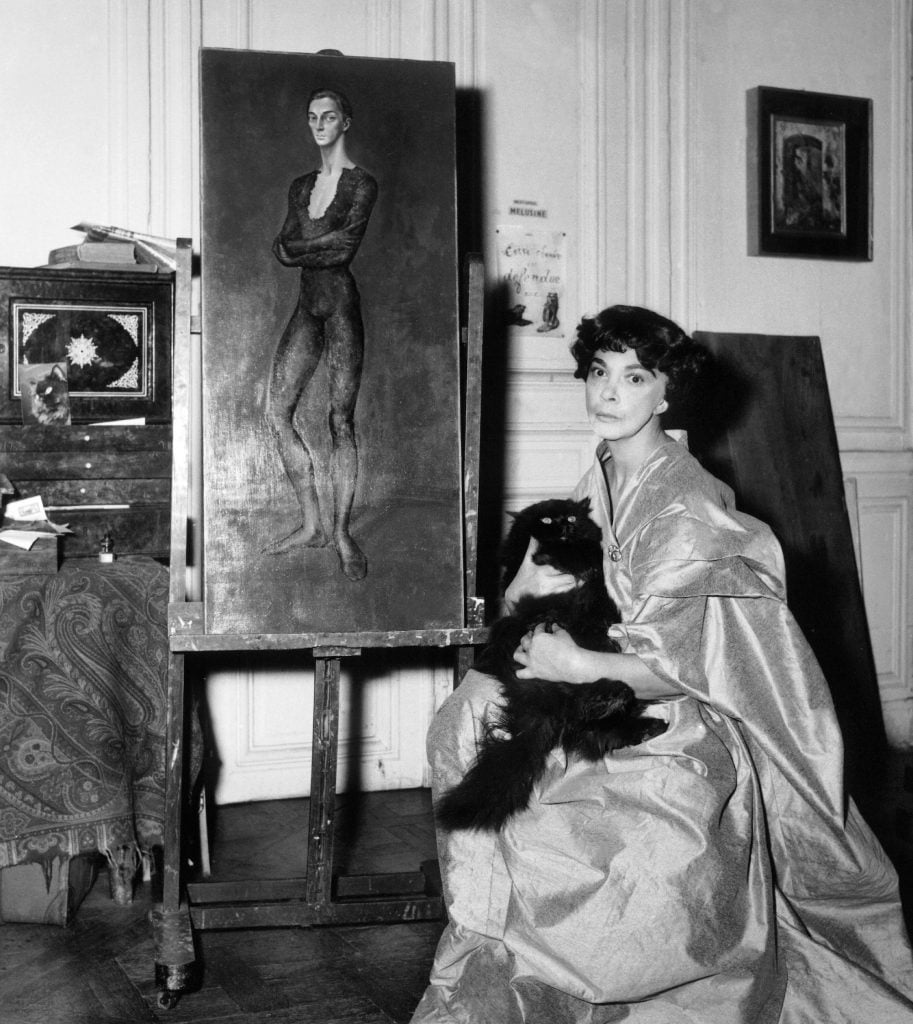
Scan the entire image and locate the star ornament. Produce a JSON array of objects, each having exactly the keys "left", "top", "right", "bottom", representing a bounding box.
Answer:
[{"left": 67, "top": 332, "right": 99, "bottom": 368}]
